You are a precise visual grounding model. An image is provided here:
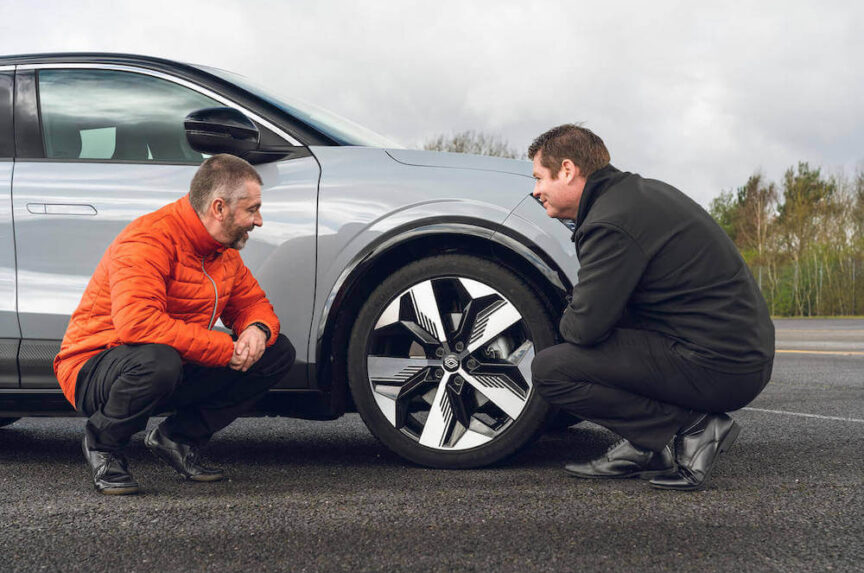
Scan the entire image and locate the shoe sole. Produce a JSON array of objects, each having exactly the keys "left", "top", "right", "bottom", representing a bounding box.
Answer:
[
  {"left": 188, "top": 473, "right": 225, "bottom": 483},
  {"left": 564, "top": 468, "right": 673, "bottom": 480},
  {"left": 651, "top": 421, "right": 741, "bottom": 491},
  {"left": 98, "top": 485, "right": 140, "bottom": 495}
]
